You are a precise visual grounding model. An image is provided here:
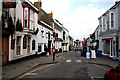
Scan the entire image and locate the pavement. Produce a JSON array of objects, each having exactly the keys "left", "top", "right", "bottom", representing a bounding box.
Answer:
[
  {"left": 81, "top": 54, "right": 120, "bottom": 68},
  {"left": 2, "top": 52, "right": 68, "bottom": 80},
  {"left": 2, "top": 51, "right": 120, "bottom": 80}
]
